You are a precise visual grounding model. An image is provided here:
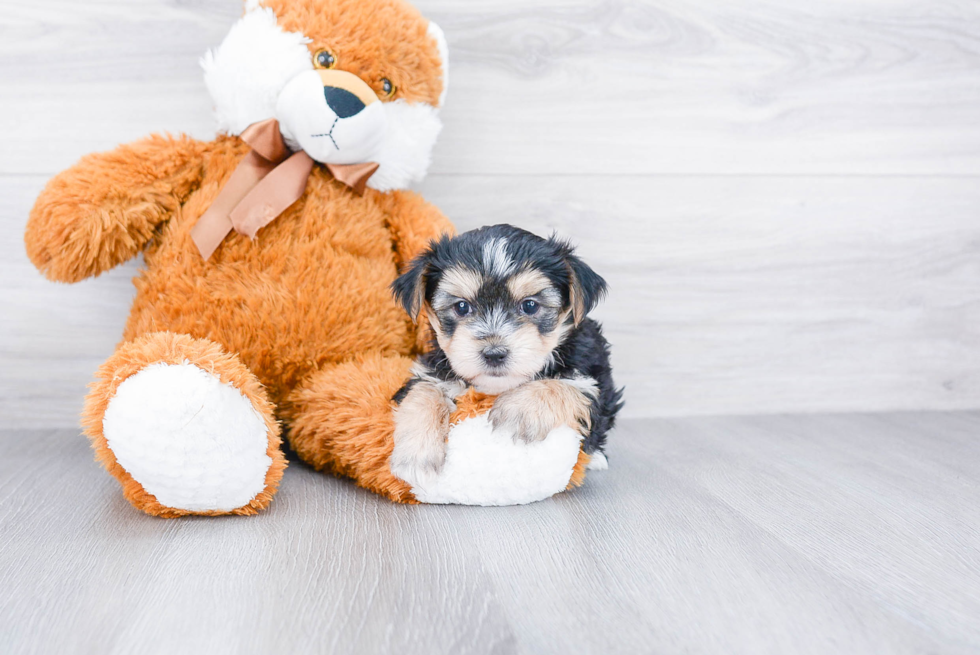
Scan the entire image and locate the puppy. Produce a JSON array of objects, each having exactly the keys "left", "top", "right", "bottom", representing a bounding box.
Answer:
[{"left": 388, "top": 224, "right": 624, "bottom": 487}]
